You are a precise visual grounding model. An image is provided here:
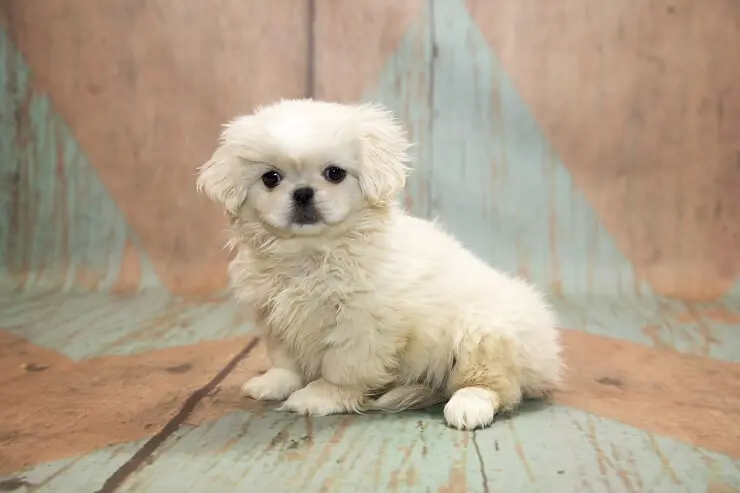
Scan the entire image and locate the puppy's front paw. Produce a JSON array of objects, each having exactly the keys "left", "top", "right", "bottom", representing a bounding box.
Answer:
[
  {"left": 241, "top": 368, "right": 303, "bottom": 401},
  {"left": 444, "top": 387, "right": 499, "bottom": 430},
  {"left": 278, "top": 380, "right": 349, "bottom": 416}
]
